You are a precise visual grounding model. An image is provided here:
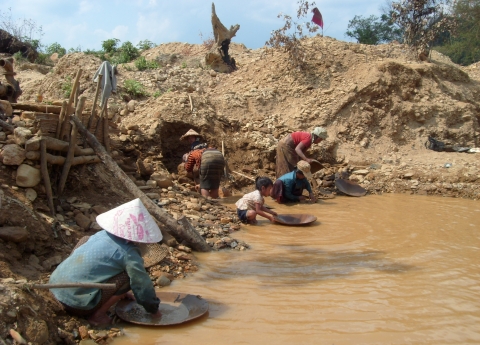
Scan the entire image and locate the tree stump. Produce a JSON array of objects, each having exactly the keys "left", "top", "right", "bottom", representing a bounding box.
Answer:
[{"left": 205, "top": 3, "right": 240, "bottom": 73}]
